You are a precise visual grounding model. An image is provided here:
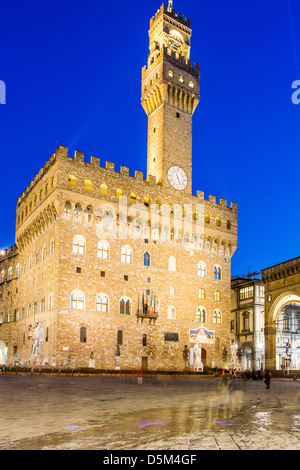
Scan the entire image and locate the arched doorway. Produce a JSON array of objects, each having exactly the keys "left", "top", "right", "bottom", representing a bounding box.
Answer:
[
  {"left": 265, "top": 292, "right": 300, "bottom": 370},
  {"left": 0, "top": 341, "right": 7, "bottom": 365},
  {"left": 240, "top": 343, "right": 252, "bottom": 371},
  {"left": 201, "top": 348, "right": 207, "bottom": 366}
]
